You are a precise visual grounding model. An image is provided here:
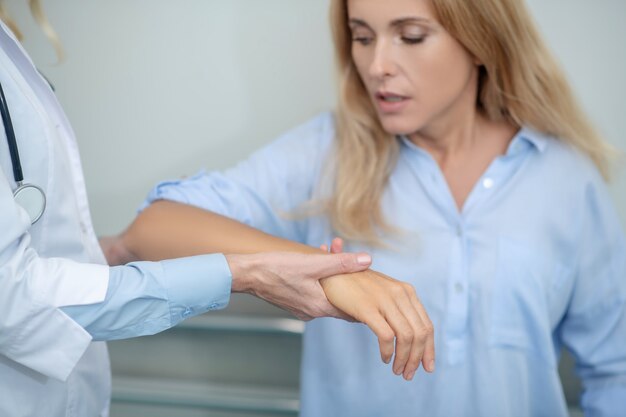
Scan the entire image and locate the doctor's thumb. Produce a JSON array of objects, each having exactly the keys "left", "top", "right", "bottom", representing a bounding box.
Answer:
[{"left": 329, "top": 252, "right": 372, "bottom": 275}]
